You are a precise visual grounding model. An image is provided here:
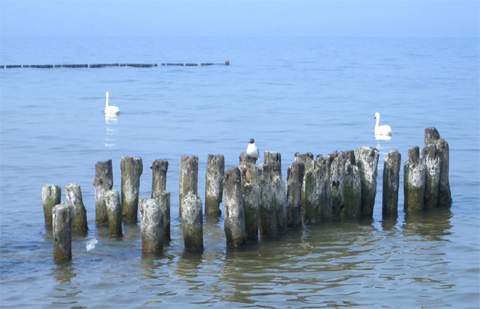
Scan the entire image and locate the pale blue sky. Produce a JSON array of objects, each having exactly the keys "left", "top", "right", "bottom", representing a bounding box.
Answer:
[{"left": 1, "top": 0, "right": 479, "bottom": 37}]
